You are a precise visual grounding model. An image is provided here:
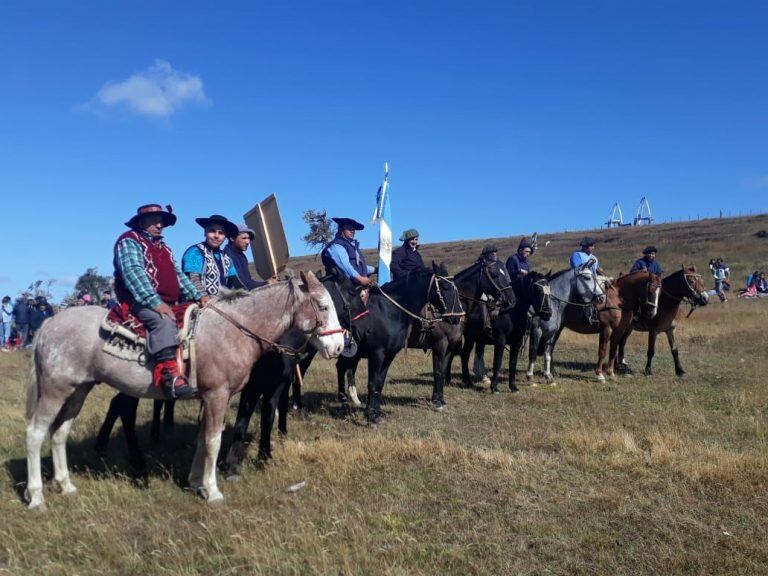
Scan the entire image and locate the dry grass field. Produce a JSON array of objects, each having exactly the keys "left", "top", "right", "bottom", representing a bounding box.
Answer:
[{"left": 1, "top": 215, "right": 767, "bottom": 575}]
